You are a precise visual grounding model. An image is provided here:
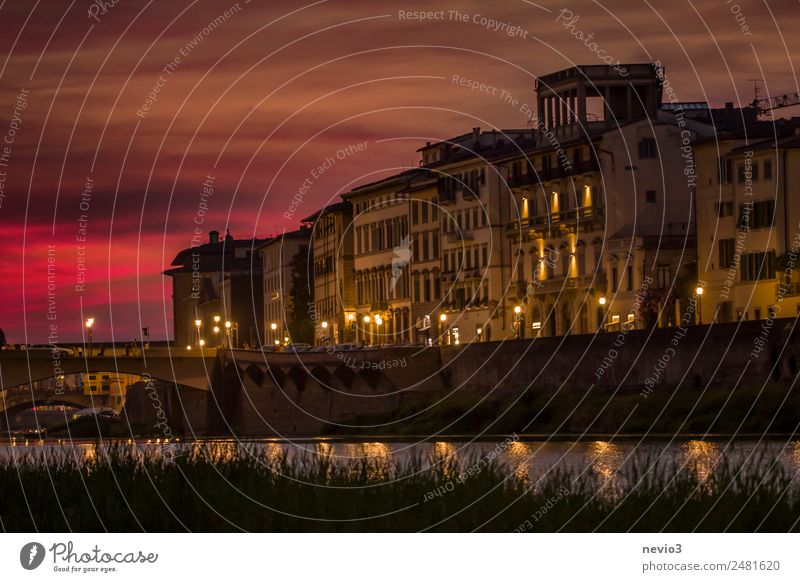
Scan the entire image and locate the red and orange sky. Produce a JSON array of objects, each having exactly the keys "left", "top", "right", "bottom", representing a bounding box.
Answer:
[{"left": 0, "top": 0, "right": 797, "bottom": 343}]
